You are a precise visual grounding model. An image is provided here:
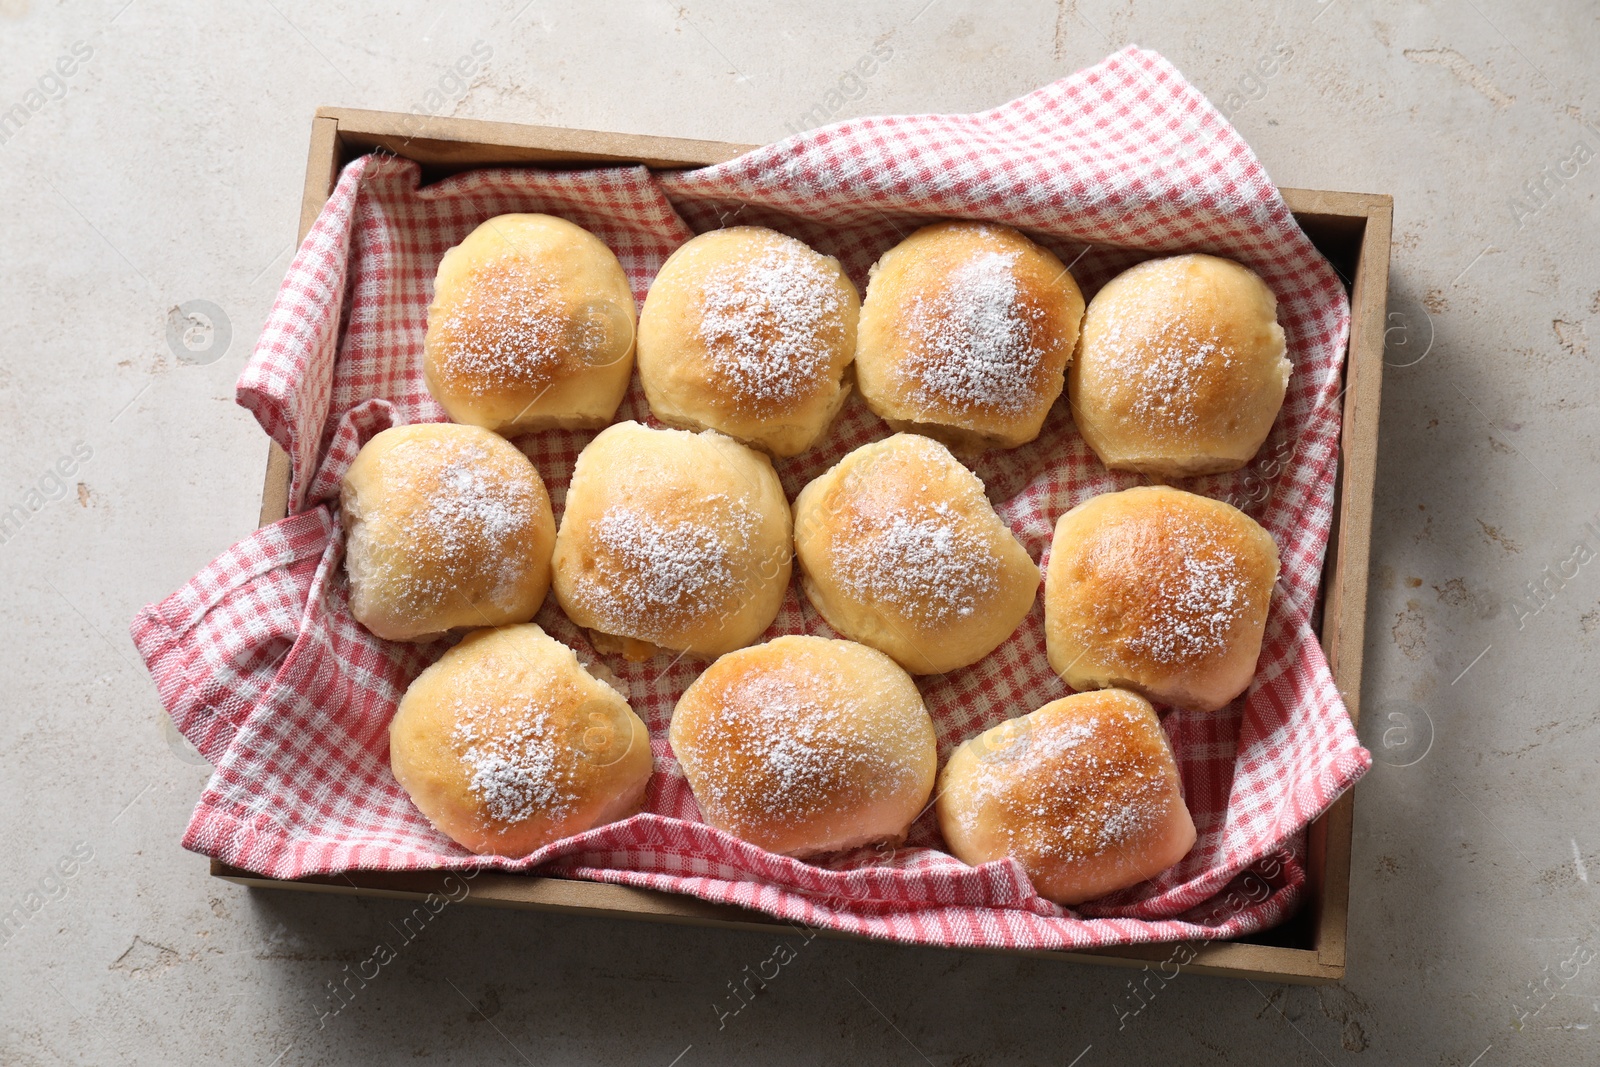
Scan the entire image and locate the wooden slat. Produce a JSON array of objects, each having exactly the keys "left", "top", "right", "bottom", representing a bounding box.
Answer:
[
  {"left": 317, "top": 107, "right": 749, "bottom": 170},
  {"left": 1311, "top": 192, "right": 1391, "bottom": 973},
  {"left": 300, "top": 116, "right": 342, "bottom": 240},
  {"left": 255, "top": 115, "right": 345, "bottom": 530},
  {"left": 231, "top": 108, "right": 1388, "bottom": 984},
  {"left": 1322, "top": 190, "right": 1391, "bottom": 723},
  {"left": 257, "top": 443, "right": 291, "bottom": 527},
  {"left": 212, "top": 860, "right": 1341, "bottom": 982}
]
